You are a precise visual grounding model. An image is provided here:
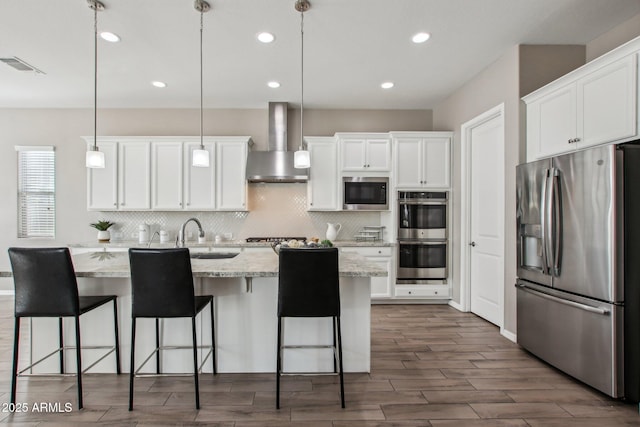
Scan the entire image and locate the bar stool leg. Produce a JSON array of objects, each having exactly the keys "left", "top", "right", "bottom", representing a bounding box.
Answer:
[
  {"left": 10, "top": 317, "right": 20, "bottom": 405},
  {"left": 155, "top": 318, "right": 160, "bottom": 374},
  {"left": 191, "top": 317, "right": 200, "bottom": 410},
  {"left": 129, "top": 318, "right": 136, "bottom": 411},
  {"left": 74, "top": 316, "right": 83, "bottom": 410},
  {"left": 113, "top": 299, "right": 121, "bottom": 374},
  {"left": 276, "top": 316, "right": 282, "bottom": 409},
  {"left": 210, "top": 298, "right": 216, "bottom": 375},
  {"left": 59, "top": 317, "right": 64, "bottom": 374},
  {"left": 332, "top": 317, "right": 337, "bottom": 373},
  {"left": 336, "top": 316, "right": 345, "bottom": 408}
]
